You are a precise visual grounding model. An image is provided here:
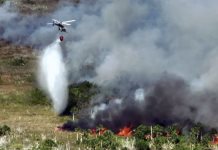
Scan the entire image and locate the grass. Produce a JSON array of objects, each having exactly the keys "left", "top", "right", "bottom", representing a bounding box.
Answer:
[
  {"left": 0, "top": 91, "right": 80, "bottom": 149},
  {"left": 0, "top": 88, "right": 46, "bottom": 105},
  {"left": 0, "top": 38, "right": 83, "bottom": 149},
  {"left": 0, "top": 57, "right": 31, "bottom": 67},
  {"left": 0, "top": 56, "right": 36, "bottom": 86}
]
